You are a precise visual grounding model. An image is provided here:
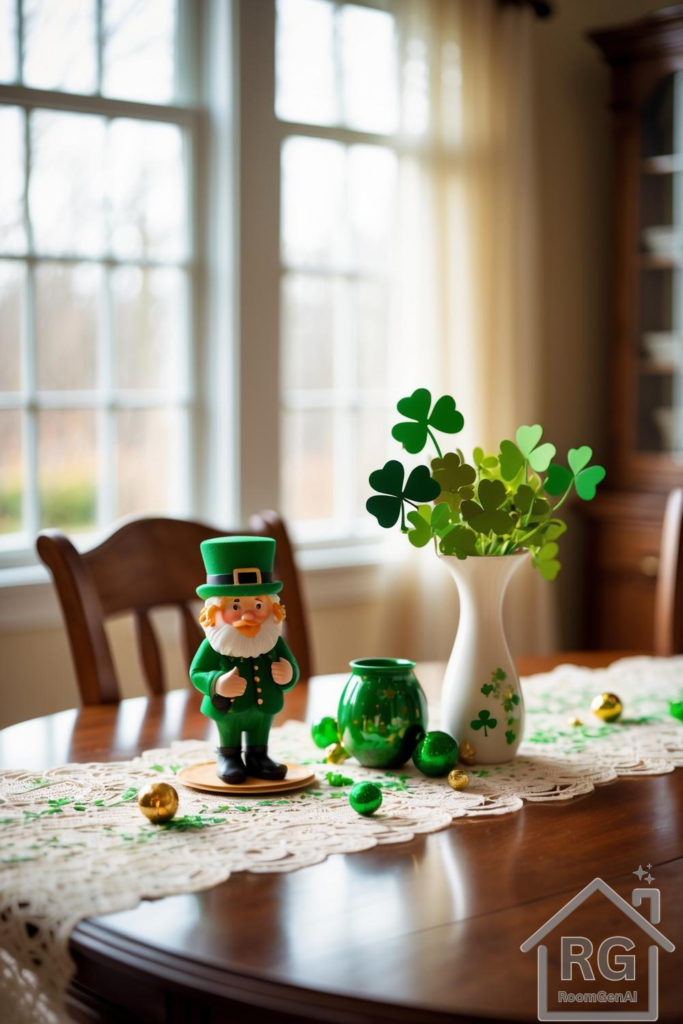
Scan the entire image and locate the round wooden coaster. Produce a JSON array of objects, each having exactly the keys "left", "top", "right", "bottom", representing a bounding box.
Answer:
[{"left": 177, "top": 761, "right": 317, "bottom": 796}]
